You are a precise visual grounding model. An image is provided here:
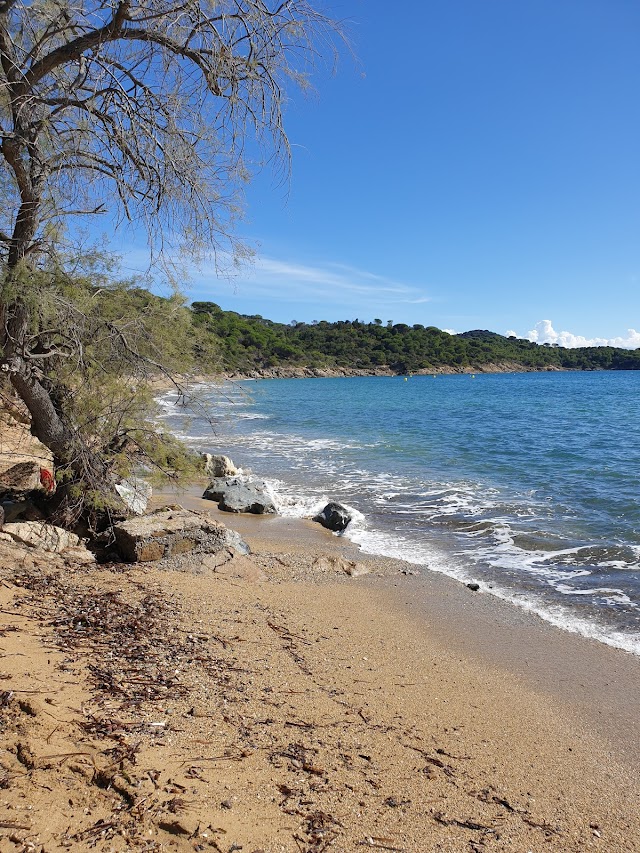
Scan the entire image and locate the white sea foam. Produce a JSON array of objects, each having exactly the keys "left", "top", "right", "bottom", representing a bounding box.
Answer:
[
  {"left": 485, "top": 586, "right": 640, "bottom": 655},
  {"left": 255, "top": 470, "right": 640, "bottom": 656},
  {"left": 236, "top": 413, "right": 271, "bottom": 420},
  {"left": 342, "top": 522, "right": 640, "bottom": 655},
  {"left": 555, "top": 584, "right": 632, "bottom": 603}
]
